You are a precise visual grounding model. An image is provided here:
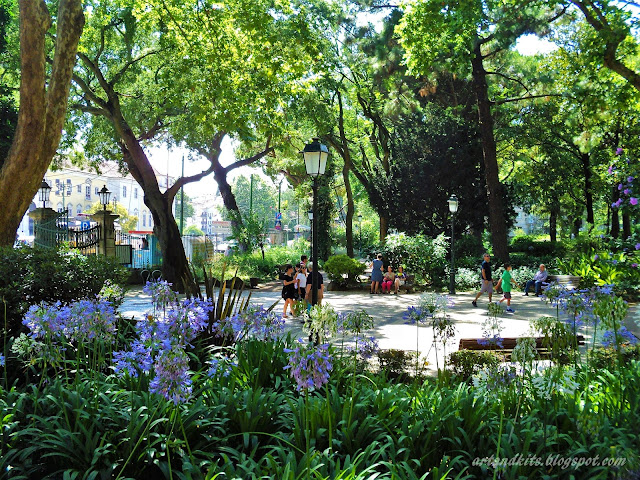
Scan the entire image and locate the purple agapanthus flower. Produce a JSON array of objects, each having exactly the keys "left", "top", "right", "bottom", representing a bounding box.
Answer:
[
  {"left": 149, "top": 349, "right": 192, "bottom": 405},
  {"left": 0, "top": 354, "right": 4, "bottom": 367},
  {"left": 616, "top": 148, "right": 623, "bottom": 155},
  {"left": 478, "top": 335, "right": 504, "bottom": 349},
  {"left": 348, "top": 335, "right": 380, "bottom": 360},
  {"left": 631, "top": 197, "right": 638, "bottom": 206},
  {"left": 284, "top": 338, "right": 333, "bottom": 392},
  {"left": 602, "top": 327, "right": 638, "bottom": 348}
]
